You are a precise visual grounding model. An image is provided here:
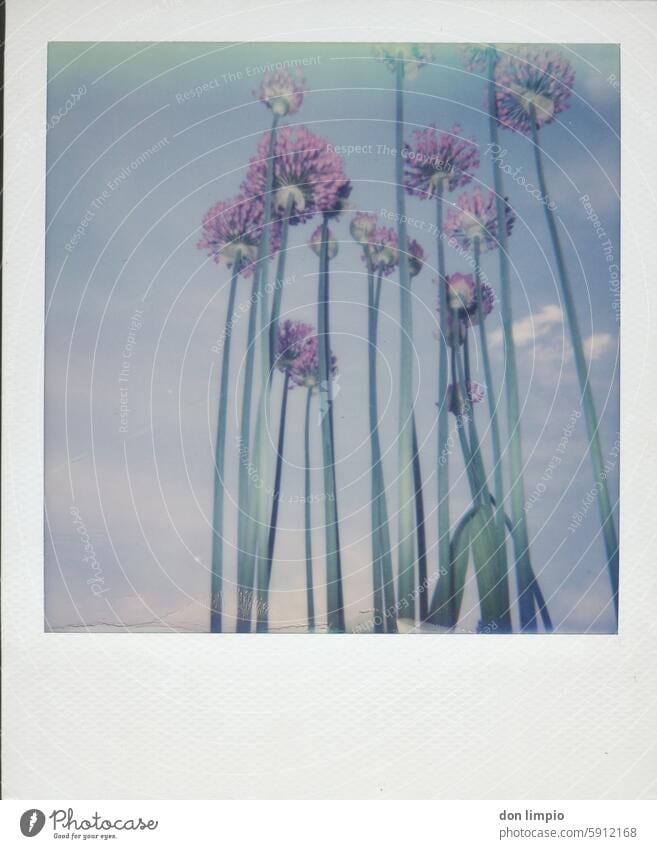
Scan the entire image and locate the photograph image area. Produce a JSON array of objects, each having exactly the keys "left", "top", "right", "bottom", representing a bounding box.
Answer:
[{"left": 44, "top": 42, "right": 619, "bottom": 634}]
